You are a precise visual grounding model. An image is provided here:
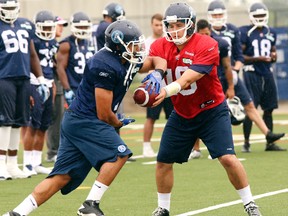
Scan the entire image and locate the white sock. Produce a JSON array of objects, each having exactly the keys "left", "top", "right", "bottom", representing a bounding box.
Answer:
[
  {"left": 157, "top": 192, "right": 171, "bottom": 211},
  {"left": 9, "top": 128, "right": 20, "bottom": 150},
  {"left": 7, "top": 155, "right": 17, "bottom": 167},
  {"left": 32, "top": 150, "right": 42, "bottom": 167},
  {"left": 0, "top": 155, "right": 6, "bottom": 163},
  {"left": 86, "top": 180, "right": 108, "bottom": 201},
  {"left": 23, "top": 150, "right": 33, "bottom": 166},
  {"left": 143, "top": 142, "right": 152, "bottom": 149},
  {"left": 0, "top": 126, "right": 11, "bottom": 151},
  {"left": 237, "top": 185, "right": 254, "bottom": 205},
  {"left": 13, "top": 194, "right": 38, "bottom": 215}
]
